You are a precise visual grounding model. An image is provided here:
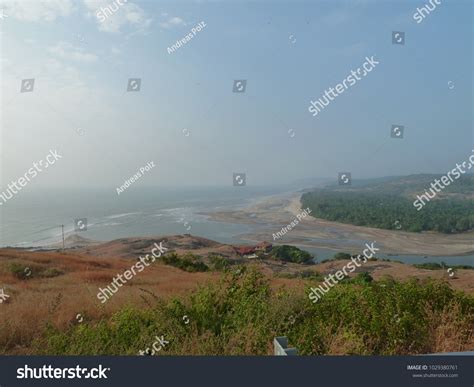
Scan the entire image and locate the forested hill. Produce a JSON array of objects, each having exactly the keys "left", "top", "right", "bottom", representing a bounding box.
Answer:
[{"left": 301, "top": 174, "right": 473, "bottom": 233}]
